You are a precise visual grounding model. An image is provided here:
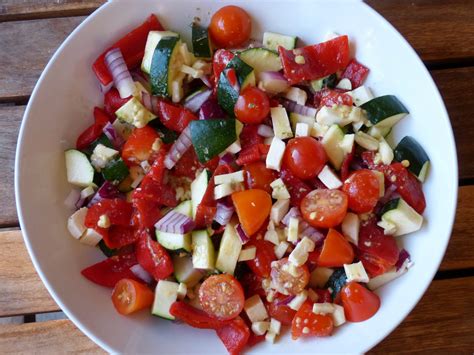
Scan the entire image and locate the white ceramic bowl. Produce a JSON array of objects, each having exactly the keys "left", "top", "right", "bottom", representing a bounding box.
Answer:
[{"left": 15, "top": 0, "right": 457, "bottom": 353}]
